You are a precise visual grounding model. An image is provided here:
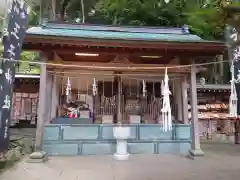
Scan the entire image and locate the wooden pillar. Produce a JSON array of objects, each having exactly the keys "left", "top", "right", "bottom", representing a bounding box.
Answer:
[
  {"left": 174, "top": 79, "right": 183, "bottom": 122},
  {"left": 189, "top": 63, "right": 204, "bottom": 157},
  {"left": 50, "top": 74, "right": 59, "bottom": 121},
  {"left": 181, "top": 76, "right": 189, "bottom": 124},
  {"left": 117, "top": 75, "right": 122, "bottom": 123},
  {"left": 28, "top": 62, "right": 48, "bottom": 162},
  {"left": 45, "top": 73, "right": 53, "bottom": 123}
]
